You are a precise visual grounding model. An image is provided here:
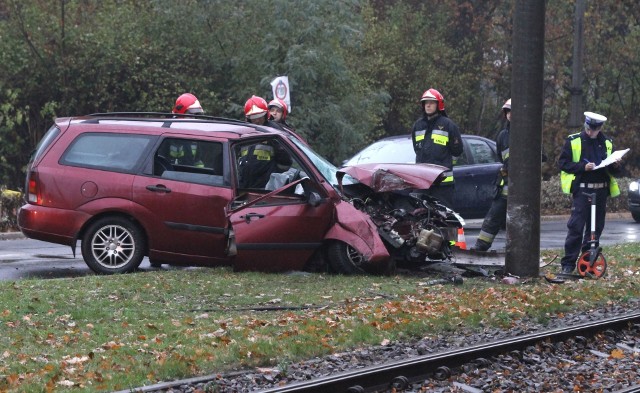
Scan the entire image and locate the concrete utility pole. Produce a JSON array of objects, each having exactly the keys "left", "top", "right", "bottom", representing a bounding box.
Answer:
[
  {"left": 568, "top": 0, "right": 586, "bottom": 129},
  {"left": 505, "top": 1, "right": 545, "bottom": 277}
]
